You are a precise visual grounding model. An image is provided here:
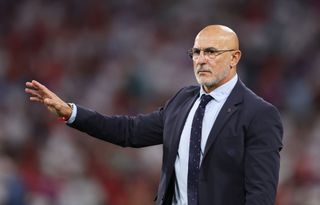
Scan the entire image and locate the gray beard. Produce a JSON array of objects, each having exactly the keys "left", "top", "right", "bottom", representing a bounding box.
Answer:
[{"left": 196, "top": 66, "right": 230, "bottom": 90}]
